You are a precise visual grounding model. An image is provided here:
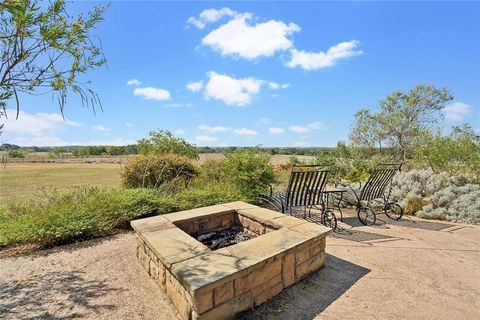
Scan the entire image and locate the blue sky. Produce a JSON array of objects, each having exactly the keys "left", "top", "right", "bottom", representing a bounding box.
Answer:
[{"left": 2, "top": 1, "right": 479, "bottom": 147}]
